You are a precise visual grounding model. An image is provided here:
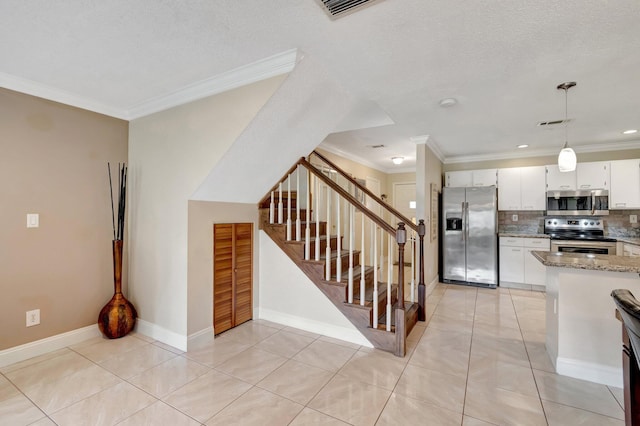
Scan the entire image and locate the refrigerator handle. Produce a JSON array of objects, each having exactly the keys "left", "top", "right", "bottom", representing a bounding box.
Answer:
[
  {"left": 465, "top": 202, "right": 470, "bottom": 242},
  {"left": 461, "top": 202, "right": 466, "bottom": 242}
]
